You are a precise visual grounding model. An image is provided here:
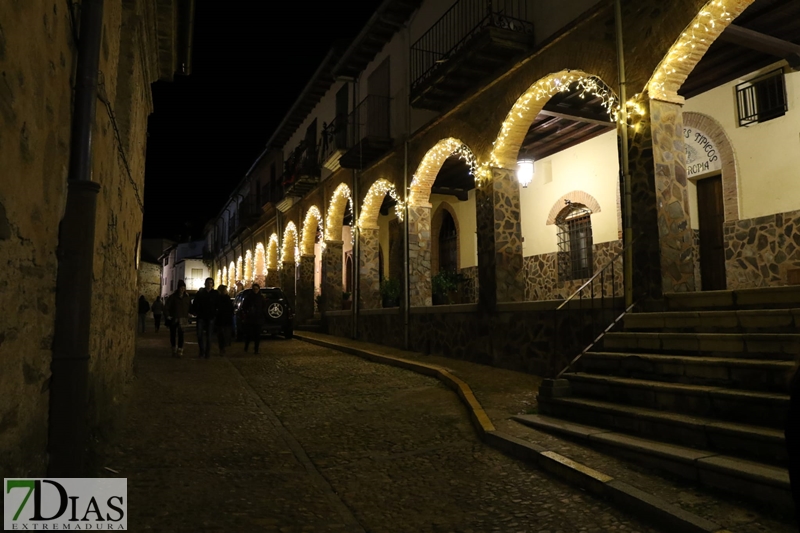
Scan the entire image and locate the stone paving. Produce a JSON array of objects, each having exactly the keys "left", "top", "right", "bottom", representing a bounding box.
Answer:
[
  {"left": 102, "top": 332, "right": 658, "bottom": 532},
  {"left": 294, "top": 331, "right": 799, "bottom": 533}
]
